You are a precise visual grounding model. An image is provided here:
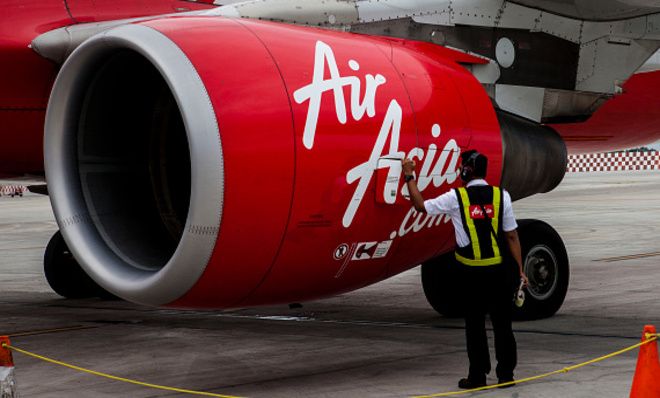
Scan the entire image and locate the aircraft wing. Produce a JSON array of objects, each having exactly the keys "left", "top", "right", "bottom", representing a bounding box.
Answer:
[{"left": 508, "top": 0, "right": 660, "bottom": 21}]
